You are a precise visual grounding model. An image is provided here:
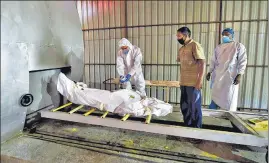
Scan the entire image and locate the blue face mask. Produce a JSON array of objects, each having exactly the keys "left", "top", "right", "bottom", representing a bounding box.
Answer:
[
  {"left": 222, "top": 36, "right": 231, "bottom": 43},
  {"left": 123, "top": 49, "right": 129, "bottom": 55}
]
